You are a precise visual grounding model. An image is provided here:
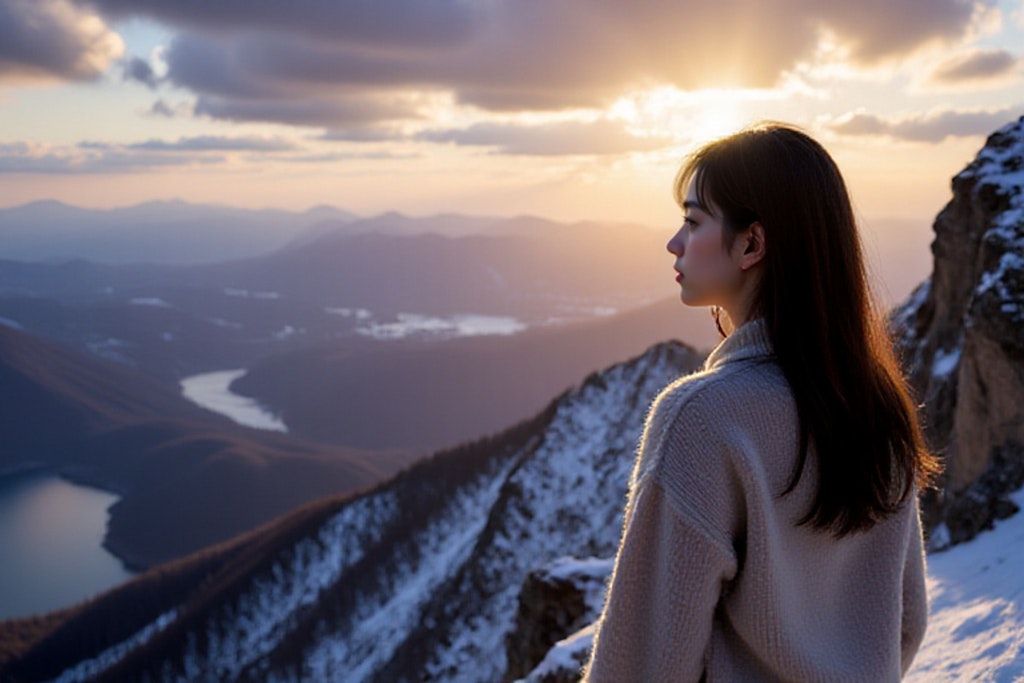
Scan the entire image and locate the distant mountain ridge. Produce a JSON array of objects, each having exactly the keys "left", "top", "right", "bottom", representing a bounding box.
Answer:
[
  {"left": 0, "top": 212, "right": 679, "bottom": 384},
  {"left": 0, "top": 200, "right": 358, "bottom": 265}
]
